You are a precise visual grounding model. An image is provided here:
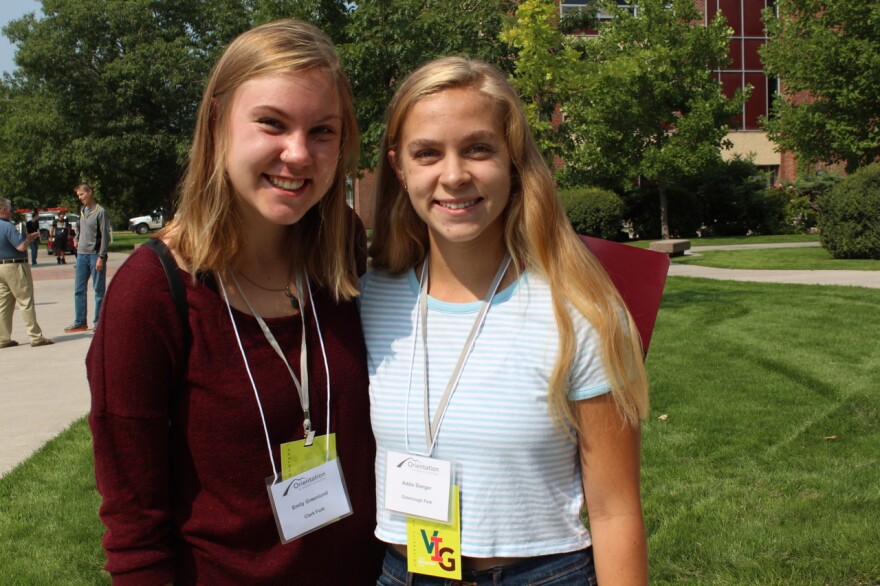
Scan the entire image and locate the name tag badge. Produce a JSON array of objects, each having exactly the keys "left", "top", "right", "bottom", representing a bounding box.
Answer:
[
  {"left": 266, "top": 457, "right": 352, "bottom": 543},
  {"left": 384, "top": 450, "right": 452, "bottom": 523}
]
